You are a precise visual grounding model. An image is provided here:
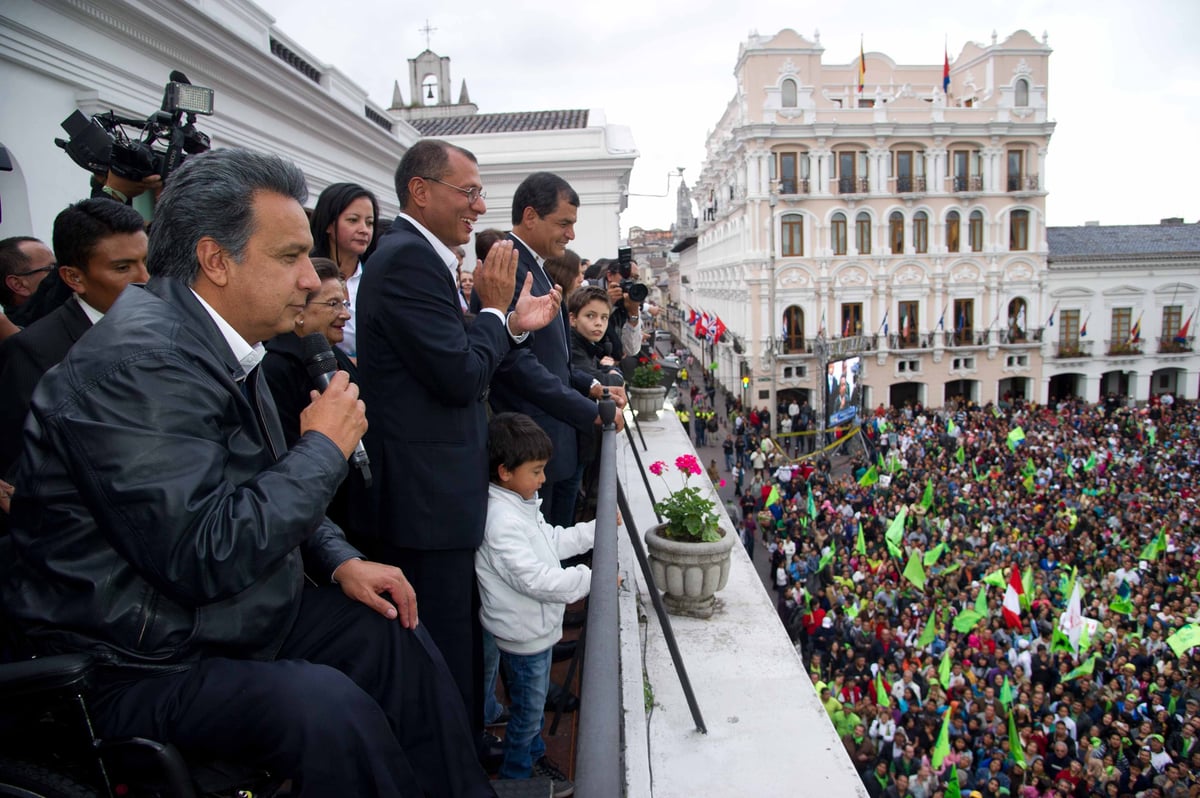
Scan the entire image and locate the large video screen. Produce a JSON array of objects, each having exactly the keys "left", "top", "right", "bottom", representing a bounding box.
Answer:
[{"left": 826, "top": 356, "right": 862, "bottom": 427}]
